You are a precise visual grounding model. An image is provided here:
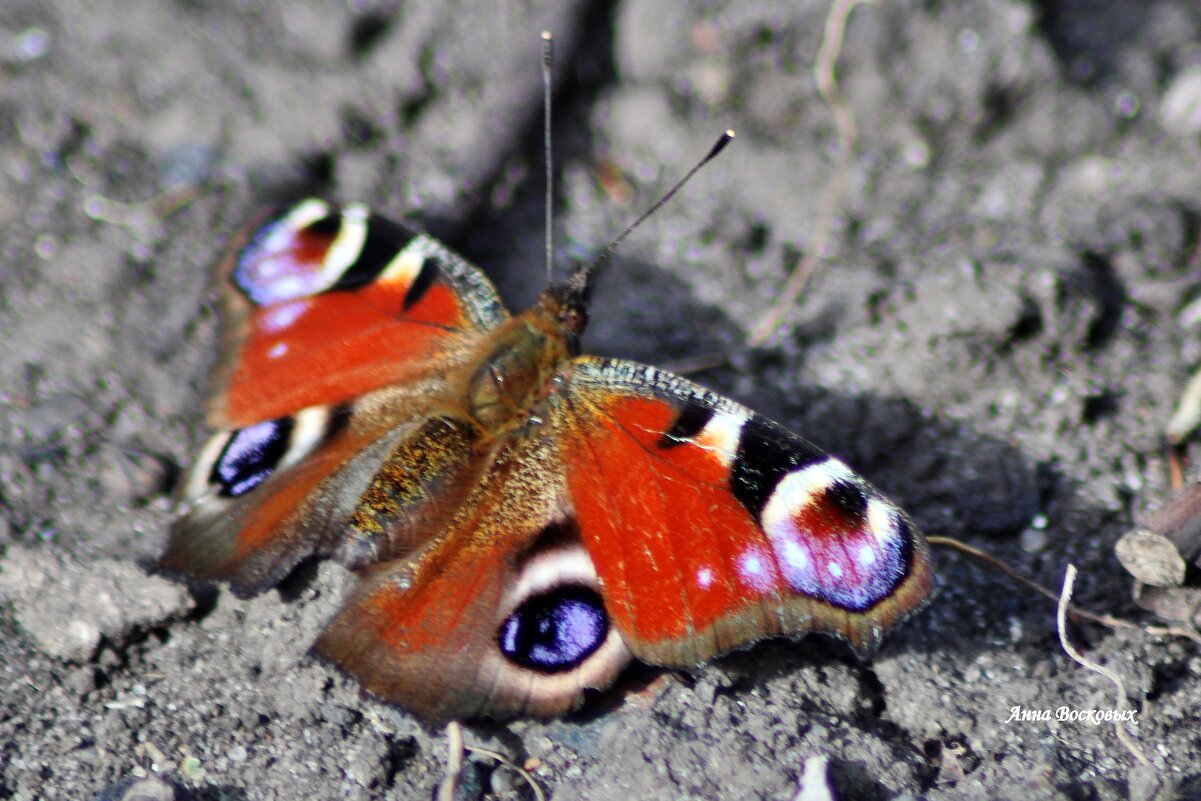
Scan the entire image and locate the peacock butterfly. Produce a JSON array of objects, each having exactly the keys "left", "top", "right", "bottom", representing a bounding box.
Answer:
[{"left": 162, "top": 185, "right": 933, "bottom": 724}]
